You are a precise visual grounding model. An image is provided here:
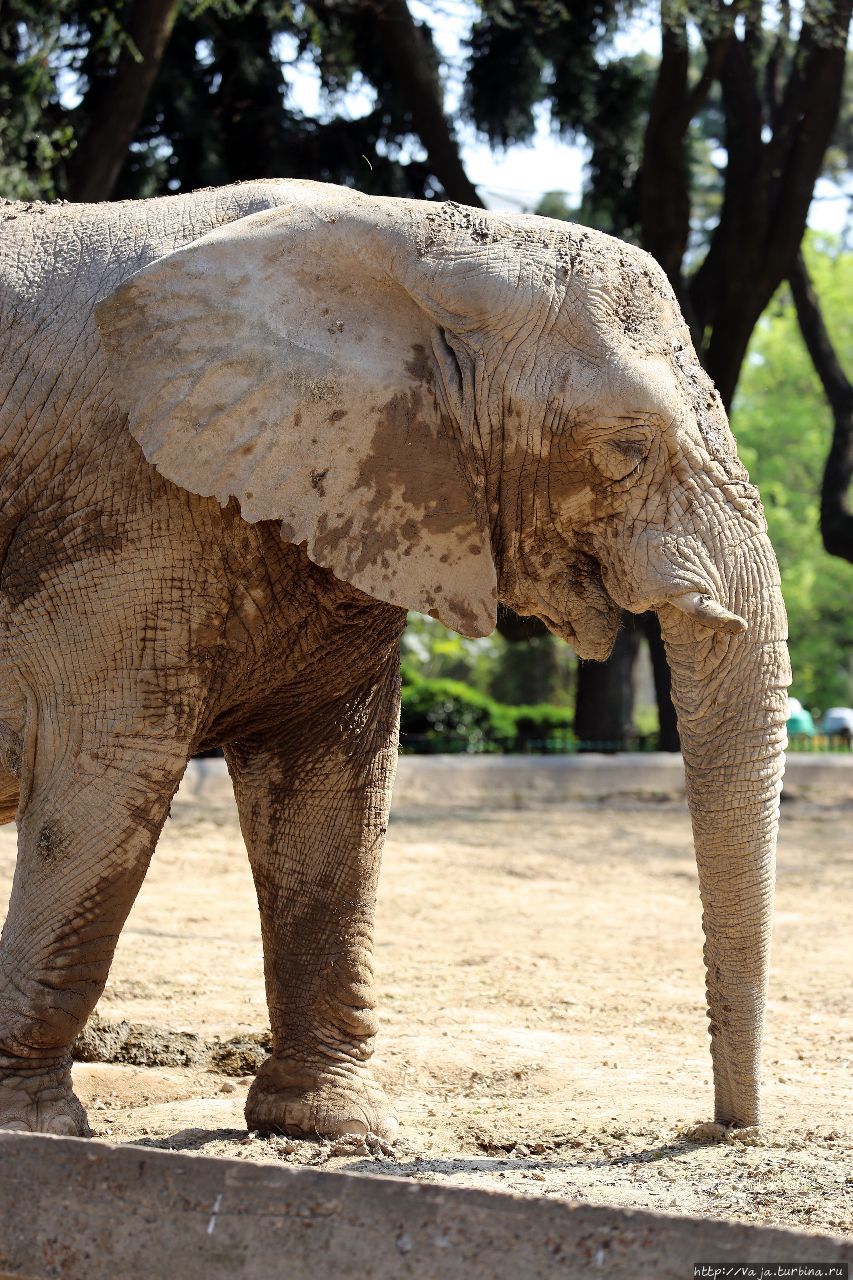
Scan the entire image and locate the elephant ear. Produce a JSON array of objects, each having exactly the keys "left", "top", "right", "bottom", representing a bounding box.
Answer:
[{"left": 95, "top": 197, "right": 497, "bottom": 637}]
